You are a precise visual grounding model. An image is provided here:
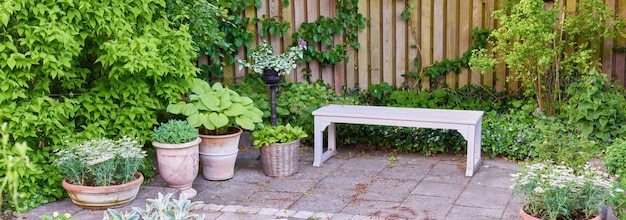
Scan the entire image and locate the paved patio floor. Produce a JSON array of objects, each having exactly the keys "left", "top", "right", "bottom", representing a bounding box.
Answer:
[{"left": 23, "top": 143, "right": 619, "bottom": 220}]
